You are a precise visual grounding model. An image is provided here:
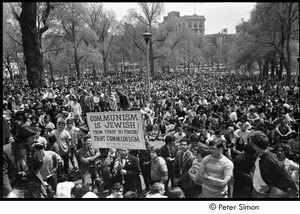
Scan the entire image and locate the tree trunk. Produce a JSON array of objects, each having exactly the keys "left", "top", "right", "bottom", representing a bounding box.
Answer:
[
  {"left": 93, "top": 64, "right": 97, "bottom": 81},
  {"left": 257, "top": 60, "right": 263, "bottom": 76},
  {"left": 103, "top": 60, "right": 108, "bottom": 75},
  {"left": 285, "top": 31, "right": 291, "bottom": 81},
  {"left": 48, "top": 61, "right": 54, "bottom": 82},
  {"left": 270, "top": 61, "right": 275, "bottom": 78},
  {"left": 4, "top": 55, "right": 15, "bottom": 85},
  {"left": 74, "top": 50, "right": 80, "bottom": 80},
  {"left": 122, "top": 53, "right": 126, "bottom": 74},
  {"left": 277, "top": 57, "right": 284, "bottom": 79},
  {"left": 263, "top": 59, "right": 268, "bottom": 77},
  {"left": 19, "top": 2, "right": 46, "bottom": 89}
]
